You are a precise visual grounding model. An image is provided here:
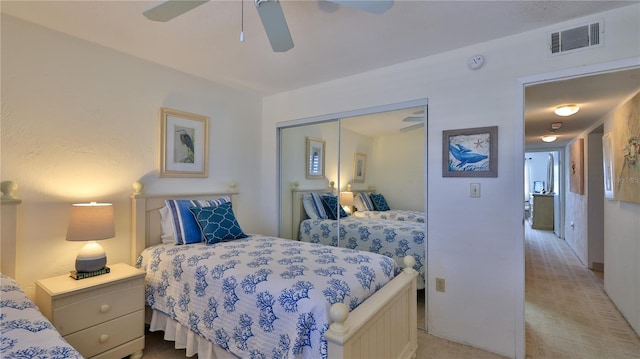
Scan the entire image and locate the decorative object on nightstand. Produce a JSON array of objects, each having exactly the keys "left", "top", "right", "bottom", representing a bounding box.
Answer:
[
  {"left": 35, "top": 263, "right": 145, "bottom": 359},
  {"left": 66, "top": 202, "right": 114, "bottom": 277}
]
